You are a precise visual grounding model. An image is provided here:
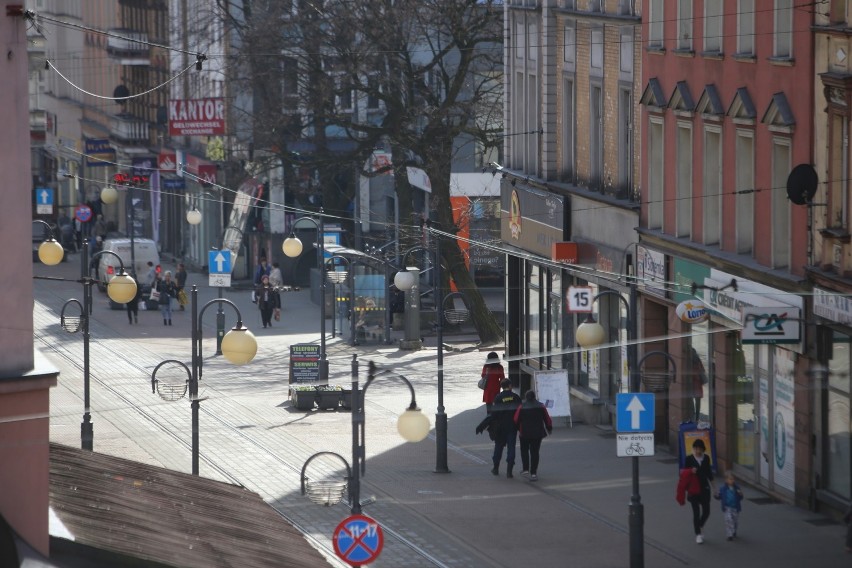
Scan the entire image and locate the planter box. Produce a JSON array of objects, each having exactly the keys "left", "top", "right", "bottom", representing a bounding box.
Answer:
[
  {"left": 291, "top": 390, "right": 315, "bottom": 410},
  {"left": 339, "top": 390, "right": 353, "bottom": 410},
  {"left": 316, "top": 390, "right": 342, "bottom": 410}
]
